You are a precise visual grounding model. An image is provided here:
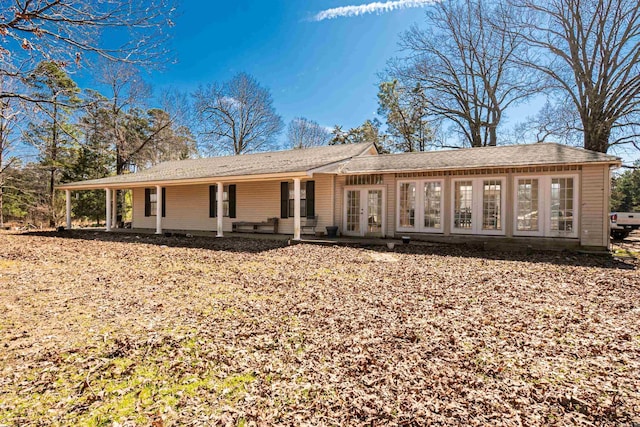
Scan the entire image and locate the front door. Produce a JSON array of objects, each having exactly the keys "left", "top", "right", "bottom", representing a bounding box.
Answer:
[{"left": 344, "top": 188, "right": 385, "bottom": 237}]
